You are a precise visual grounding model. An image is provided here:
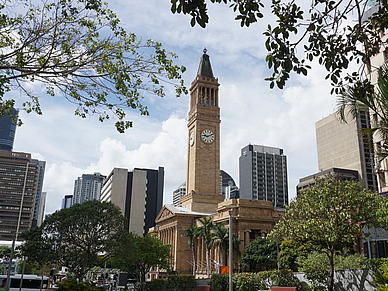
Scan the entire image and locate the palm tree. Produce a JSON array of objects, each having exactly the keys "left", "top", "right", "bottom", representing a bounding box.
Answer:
[
  {"left": 197, "top": 216, "right": 215, "bottom": 277},
  {"left": 337, "top": 62, "right": 388, "bottom": 161},
  {"left": 213, "top": 223, "right": 229, "bottom": 266},
  {"left": 181, "top": 224, "right": 199, "bottom": 276}
]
